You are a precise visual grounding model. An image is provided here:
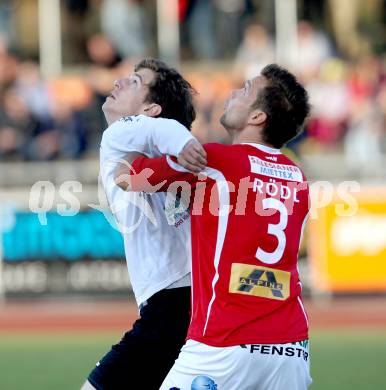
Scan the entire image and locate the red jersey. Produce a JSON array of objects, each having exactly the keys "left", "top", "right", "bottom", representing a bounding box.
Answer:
[{"left": 131, "top": 143, "right": 310, "bottom": 347}]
